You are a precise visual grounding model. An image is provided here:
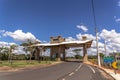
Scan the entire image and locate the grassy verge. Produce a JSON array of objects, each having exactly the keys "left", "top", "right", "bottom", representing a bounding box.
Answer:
[{"left": 0, "top": 60, "right": 57, "bottom": 68}]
